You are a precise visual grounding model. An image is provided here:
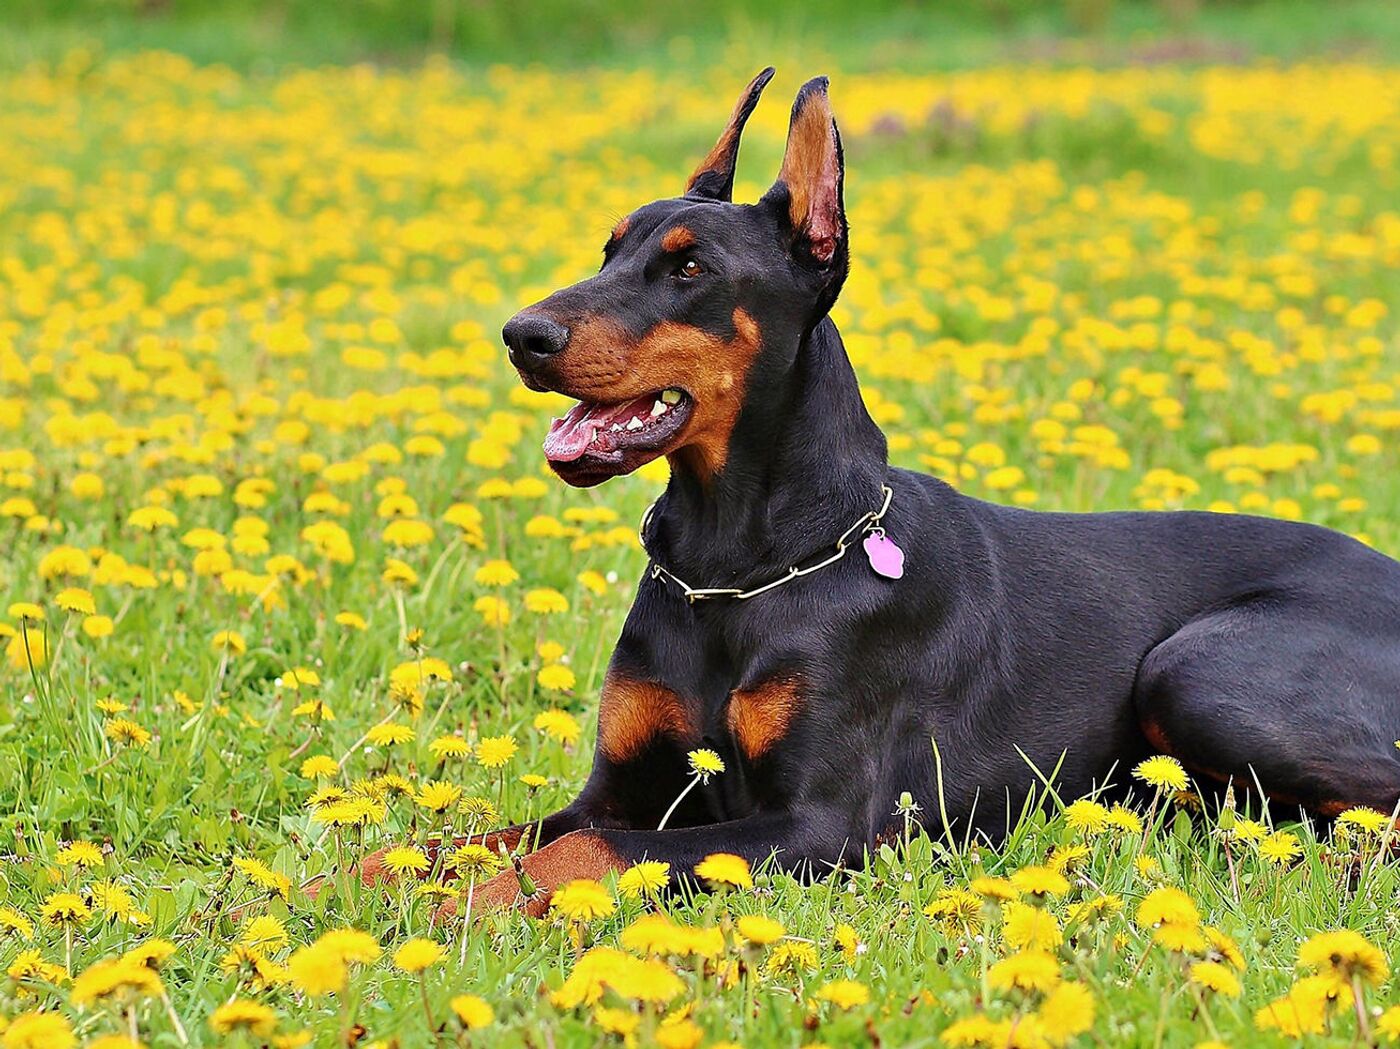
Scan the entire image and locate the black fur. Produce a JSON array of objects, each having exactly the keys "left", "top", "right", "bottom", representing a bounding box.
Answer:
[{"left": 495, "top": 73, "right": 1400, "bottom": 885}]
